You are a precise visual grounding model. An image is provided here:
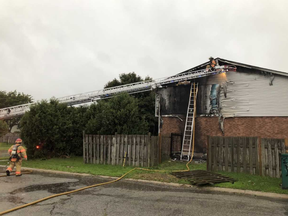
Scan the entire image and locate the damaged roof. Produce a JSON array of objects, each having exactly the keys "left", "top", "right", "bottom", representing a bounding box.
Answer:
[{"left": 180, "top": 57, "right": 288, "bottom": 77}]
